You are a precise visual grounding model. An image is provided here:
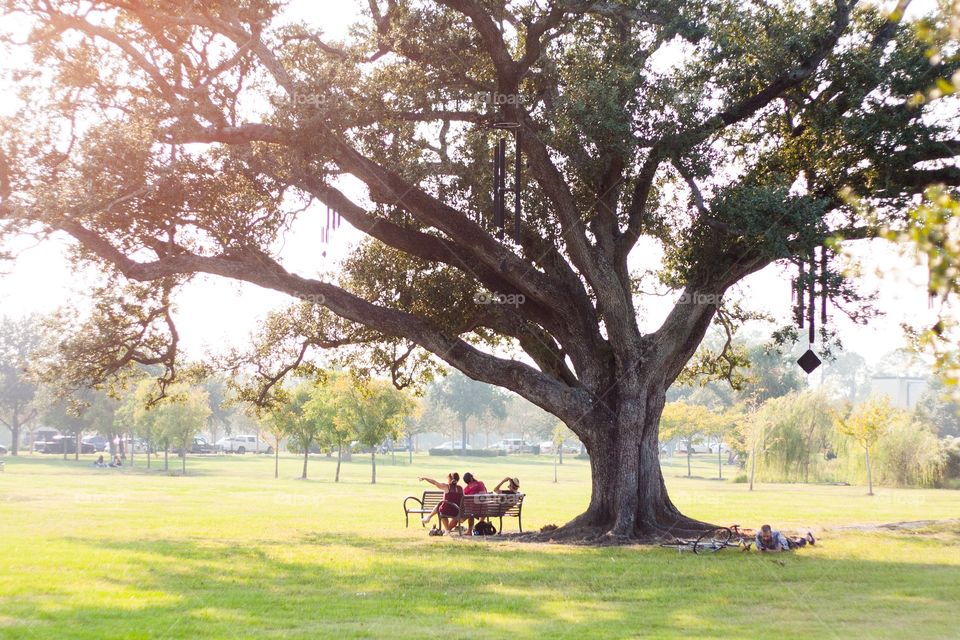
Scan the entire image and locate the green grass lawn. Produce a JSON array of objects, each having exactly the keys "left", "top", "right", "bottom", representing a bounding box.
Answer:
[{"left": 0, "top": 451, "right": 958, "bottom": 639}]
